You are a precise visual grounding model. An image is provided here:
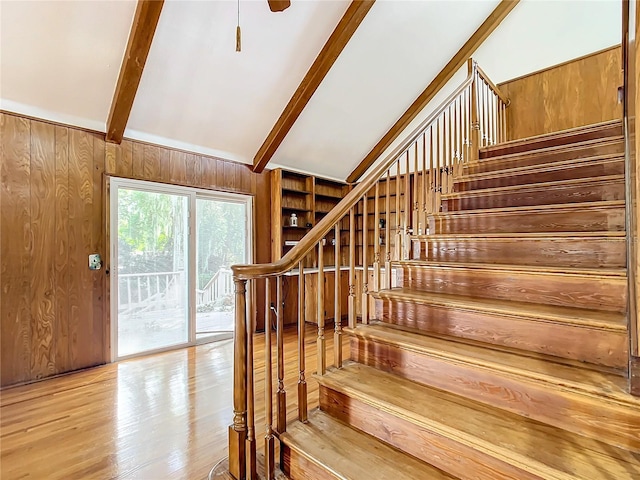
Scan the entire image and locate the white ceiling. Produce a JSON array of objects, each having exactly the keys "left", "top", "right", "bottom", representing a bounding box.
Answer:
[
  {"left": 0, "top": 0, "right": 623, "bottom": 182},
  {"left": 0, "top": 0, "right": 136, "bottom": 132}
]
